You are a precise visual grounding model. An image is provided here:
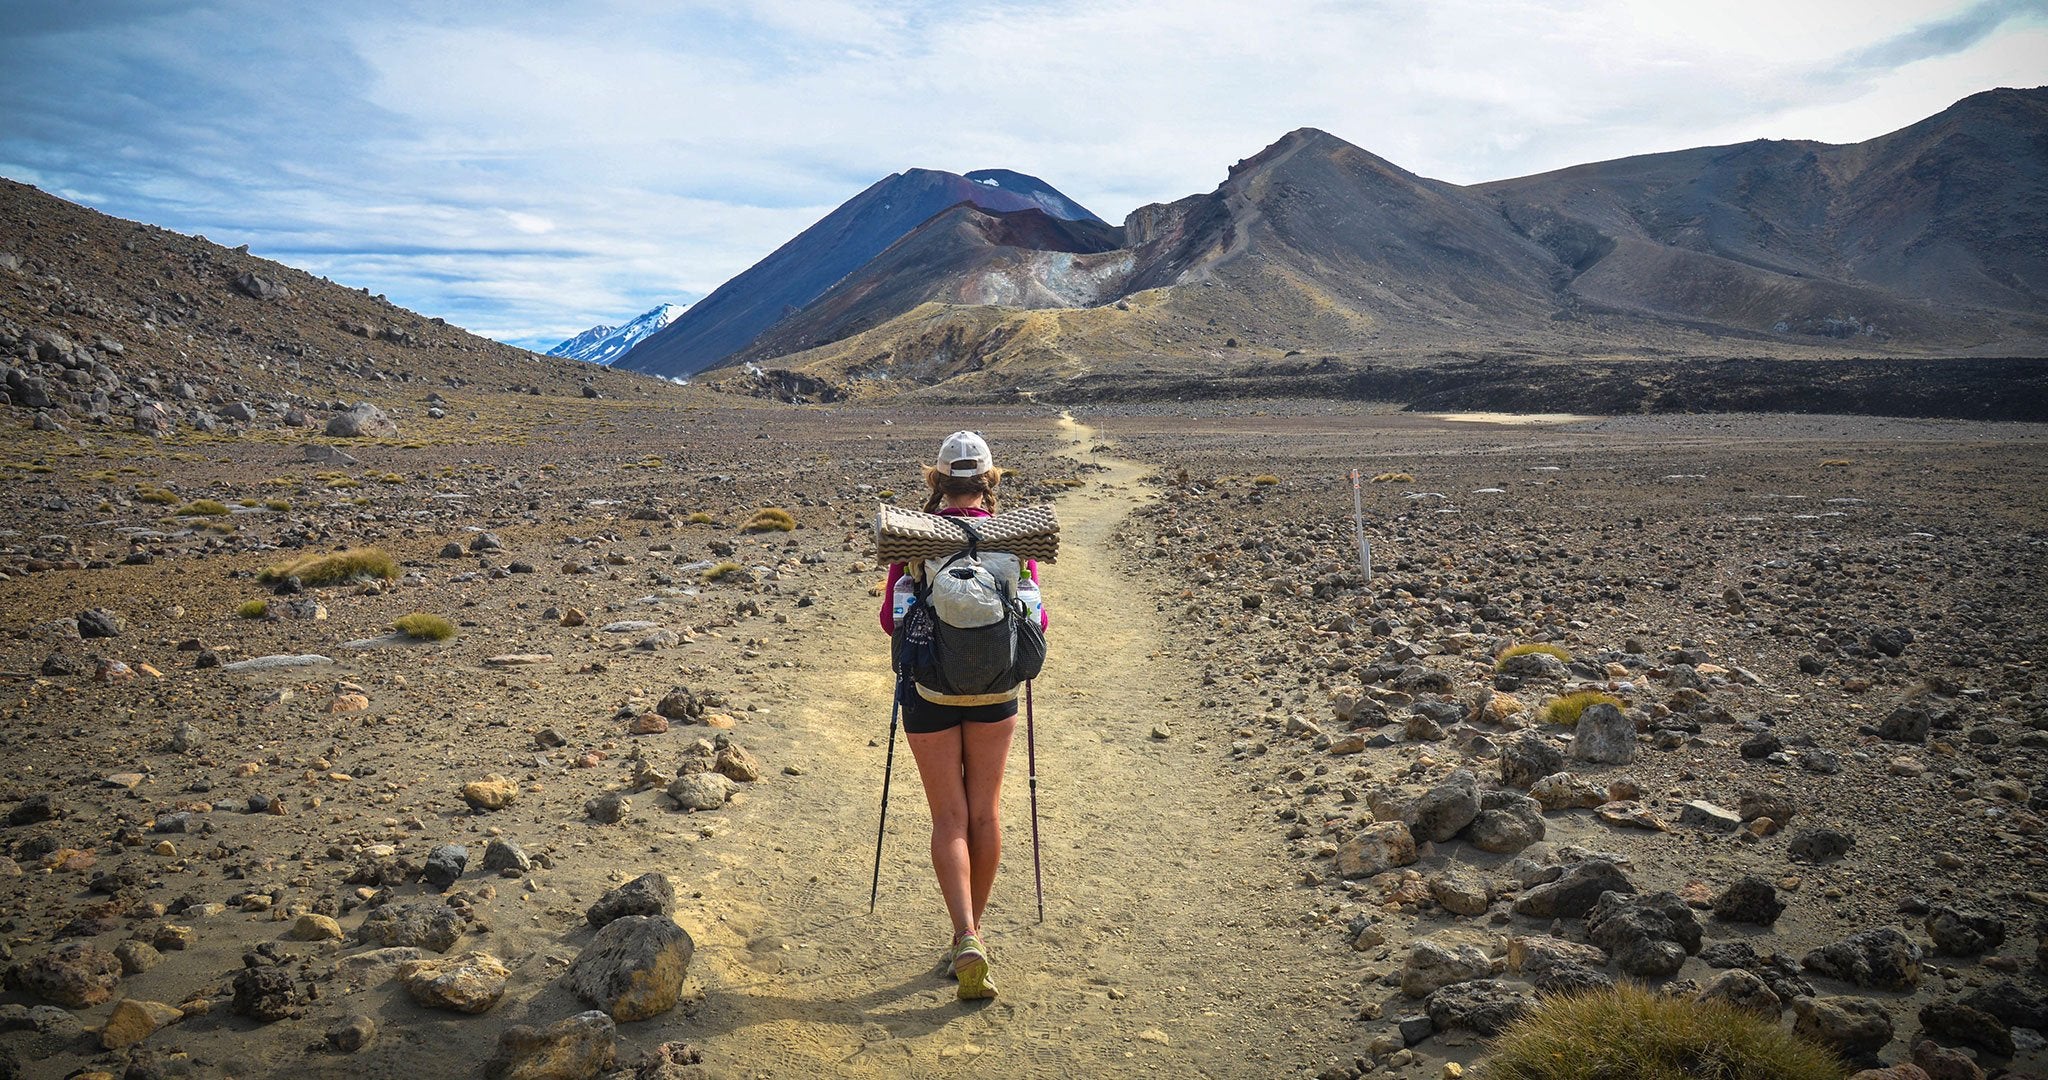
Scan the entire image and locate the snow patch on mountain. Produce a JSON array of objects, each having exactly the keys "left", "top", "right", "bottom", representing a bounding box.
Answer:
[{"left": 547, "top": 303, "right": 687, "bottom": 365}]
